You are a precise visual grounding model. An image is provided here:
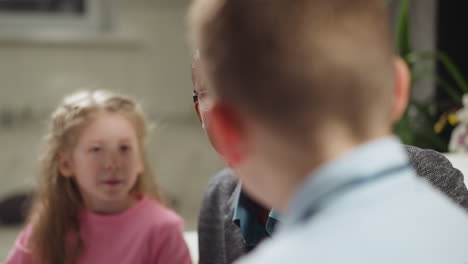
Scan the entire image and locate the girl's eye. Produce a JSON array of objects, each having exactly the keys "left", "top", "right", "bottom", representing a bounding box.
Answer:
[
  {"left": 90, "top": 147, "right": 101, "bottom": 153},
  {"left": 120, "top": 145, "right": 131, "bottom": 152}
]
